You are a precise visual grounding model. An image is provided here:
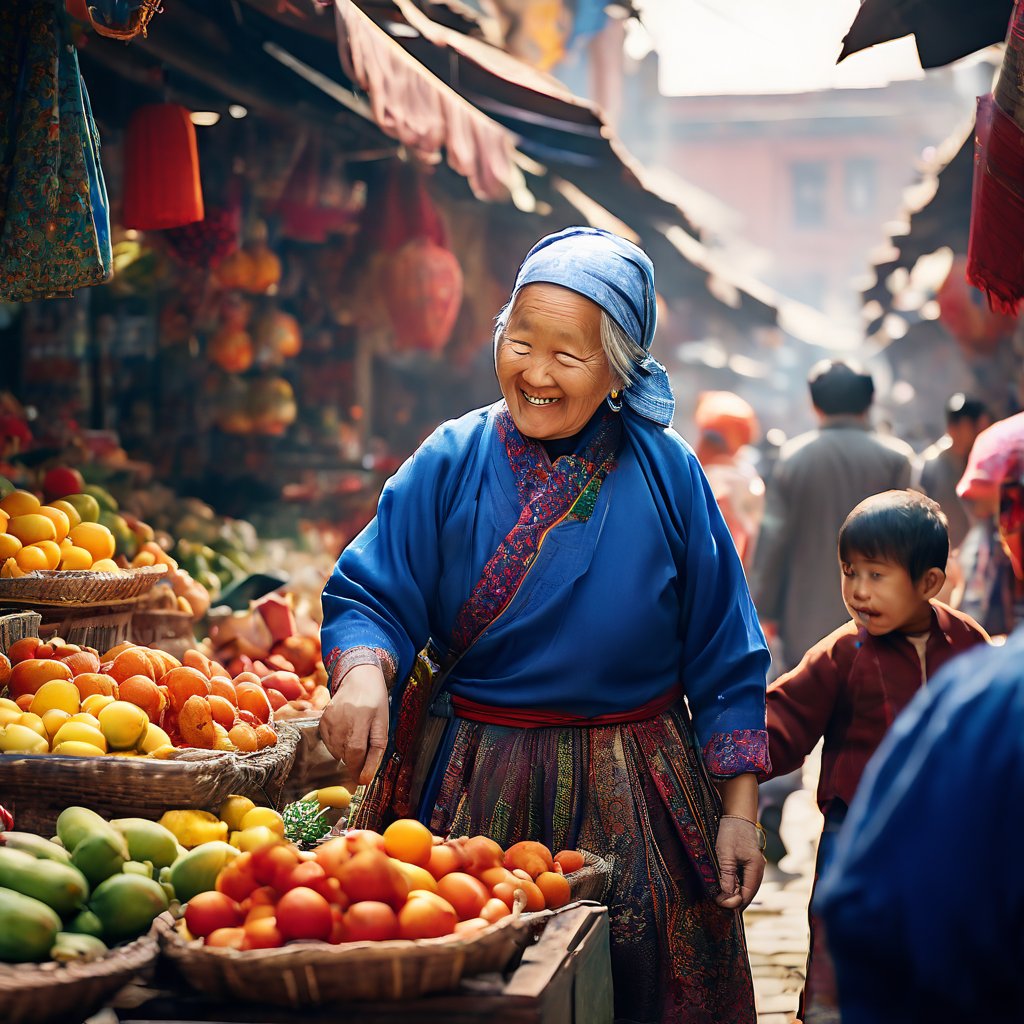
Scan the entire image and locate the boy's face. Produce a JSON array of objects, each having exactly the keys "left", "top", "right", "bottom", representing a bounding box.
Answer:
[{"left": 840, "top": 554, "right": 945, "bottom": 636}]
